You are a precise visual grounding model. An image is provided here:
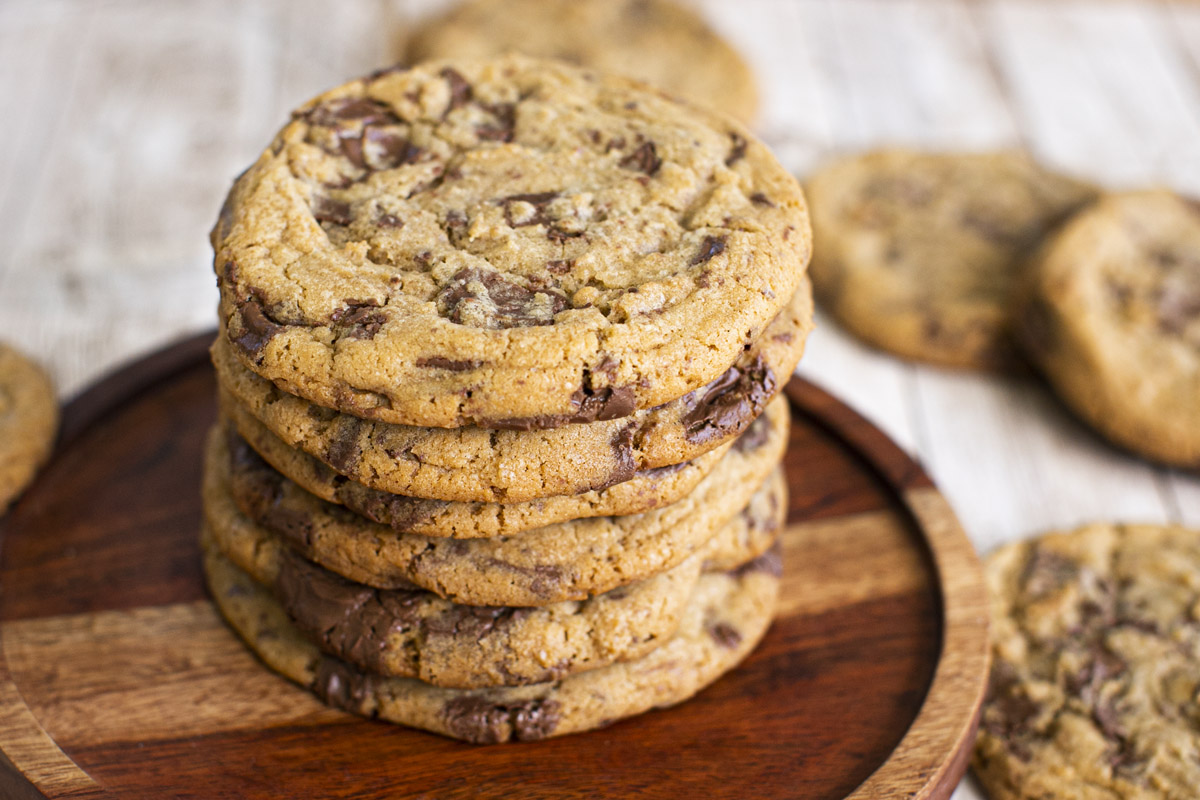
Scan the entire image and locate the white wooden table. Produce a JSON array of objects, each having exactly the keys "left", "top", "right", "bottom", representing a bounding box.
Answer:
[{"left": 2, "top": 1, "right": 1200, "bottom": 796}]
